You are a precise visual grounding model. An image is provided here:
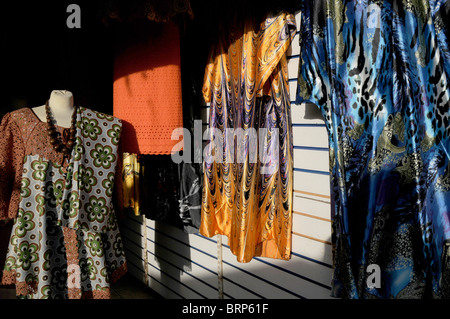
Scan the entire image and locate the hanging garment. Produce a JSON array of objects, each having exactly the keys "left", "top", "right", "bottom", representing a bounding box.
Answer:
[
  {"left": 0, "top": 107, "right": 127, "bottom": 299},
  {"left": 139, "top": 155, "right": 180, "bottom": 225},
  {"left": 297, "top": 0, "right": 450, "bottom": 298},
  {"left": 122, "top": 153, "right": 140, "bottom": 216},
  {"left": 200, "top": 11, "right": 297, "bottom": 263},
  {"left": 120, "top": 154, "right": 202, "bottom": 233},
  {"left": 113, "top": 20, "right": 184, "bottom": 155},
  {"left": 179, "top": 162, "right": 202, "bottom": 234}
]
